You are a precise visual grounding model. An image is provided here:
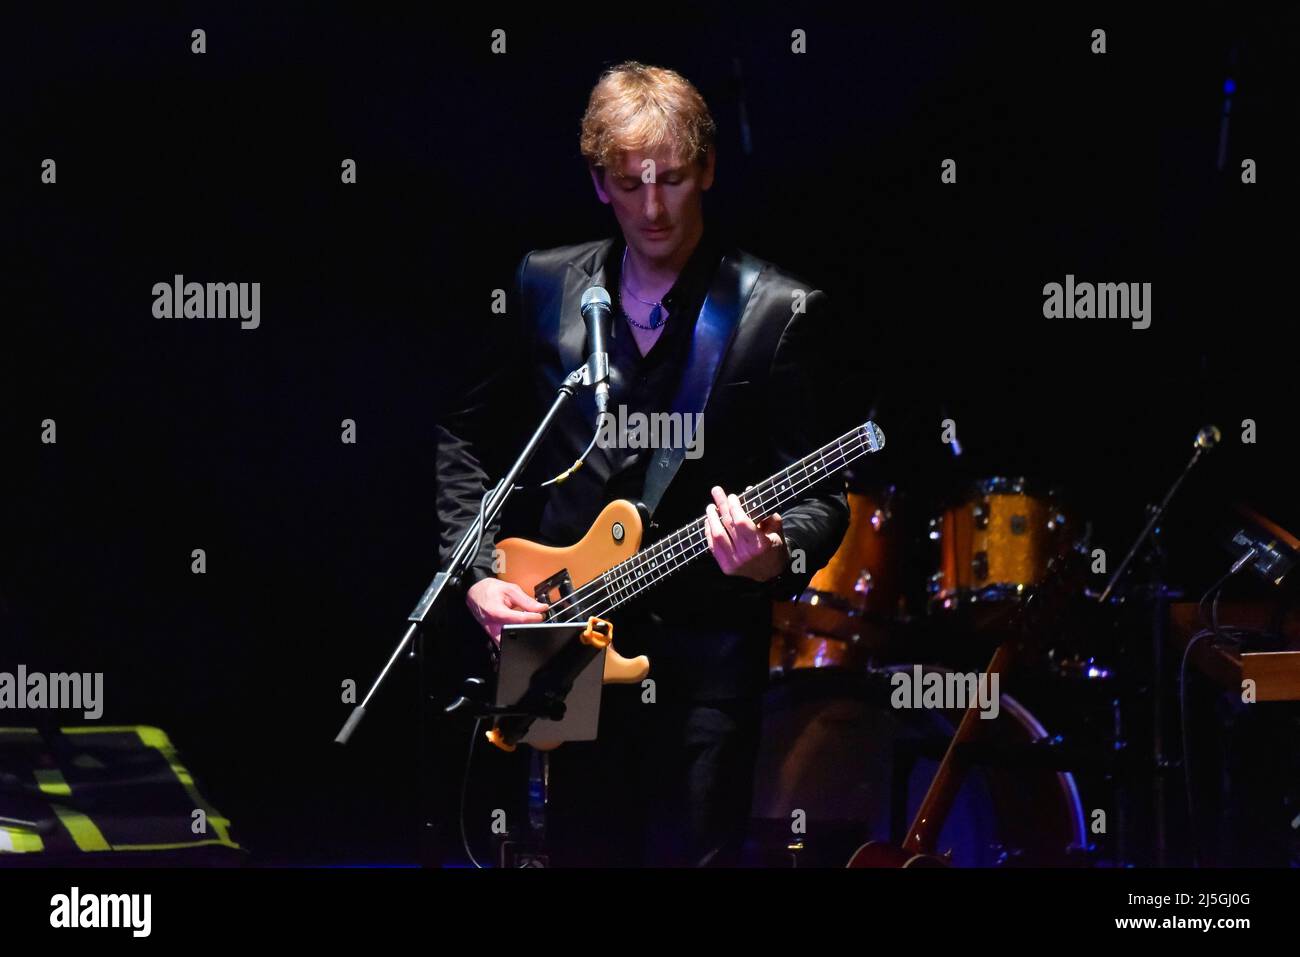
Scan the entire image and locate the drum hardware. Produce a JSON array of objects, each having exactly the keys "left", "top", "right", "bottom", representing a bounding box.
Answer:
[
  {"left": 1220, "top": 503, "right": 1299, "bottom": 589},
  {"left": 856, "top": 568, "right": 873, "bottom": 598},
  {"left": 1046, "top": 653, "right": 1113, "bottom": 681}
]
